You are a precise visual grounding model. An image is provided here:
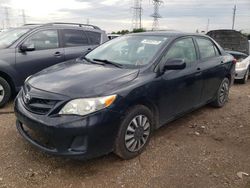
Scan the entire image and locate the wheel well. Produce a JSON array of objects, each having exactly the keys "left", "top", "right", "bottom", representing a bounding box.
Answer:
[
  {"left": 128, "top": 99, "right": 159, "bottom": 130},
  {"left": 0, "top": 71, "right": 15, "bottom": 95},
  {"left": 226, "top": 74, "right": 232, "bottom": 84}
]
